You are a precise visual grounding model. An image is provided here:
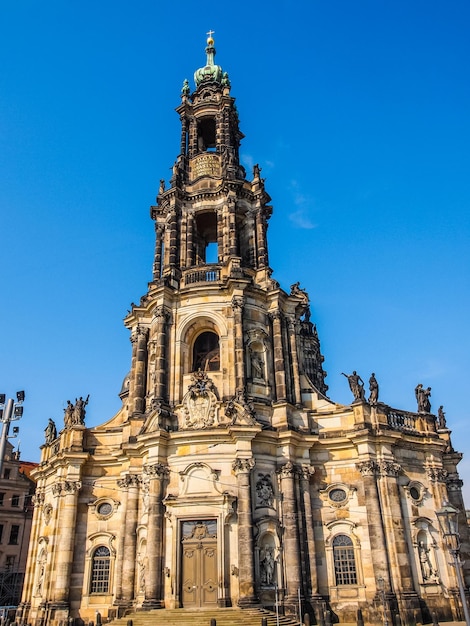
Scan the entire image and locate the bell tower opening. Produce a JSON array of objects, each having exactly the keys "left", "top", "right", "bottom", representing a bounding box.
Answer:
[
  {"left": 192, "top": 331, "right": 220, "bottom": 372},
  {"left": 197, "top": 117, "right": 216, "bottom": 152},
  {"left": 194, "top": 212, "right": 218, "bottom": 264}
]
